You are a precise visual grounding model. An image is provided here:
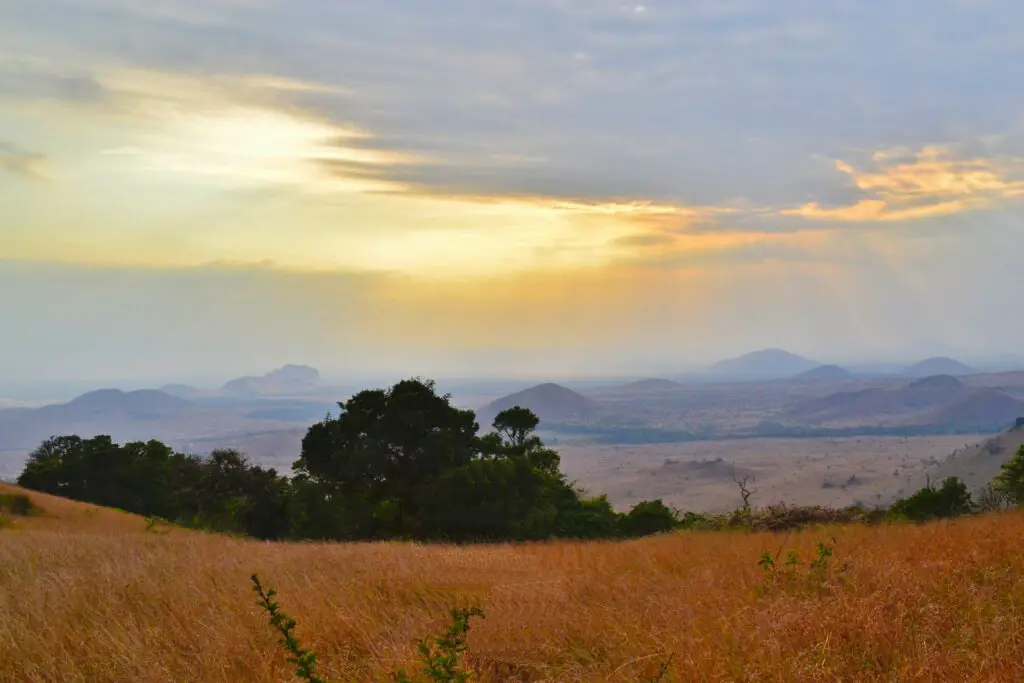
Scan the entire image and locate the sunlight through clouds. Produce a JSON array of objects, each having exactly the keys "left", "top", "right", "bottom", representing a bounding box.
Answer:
[
  {"left": 3, "top": 0, "right": 1024, "bottom": 377},
  {"left": 2, "top": 63, "right": 746, "bottom": 279}
]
